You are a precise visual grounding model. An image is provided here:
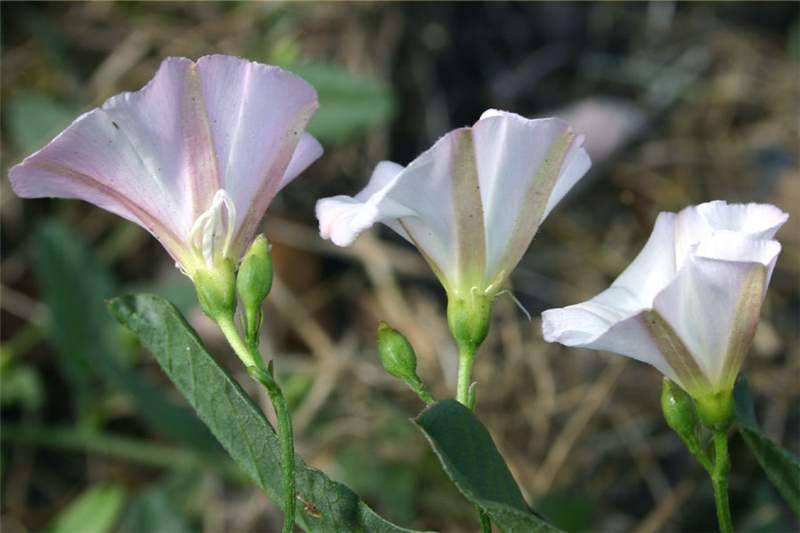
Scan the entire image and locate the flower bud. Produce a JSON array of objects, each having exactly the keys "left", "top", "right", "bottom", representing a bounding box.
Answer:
[
  {"left": 661, "top": 378, "right": 700, "bottom": 445},
  {"left": 694, "top": 389, "right": 734, "bottom": 431},
  {"left": 236, "top": 235, "right": 273, "bottom": 342},
  {"left": 194, "top": 259, "right": 236, "bottom": 320},
  {"left": 377, "top": 322, "right": 419, "bottom": 384},
  {"left": 447, "top": 289, "right": 492, "bottom": 353}
]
